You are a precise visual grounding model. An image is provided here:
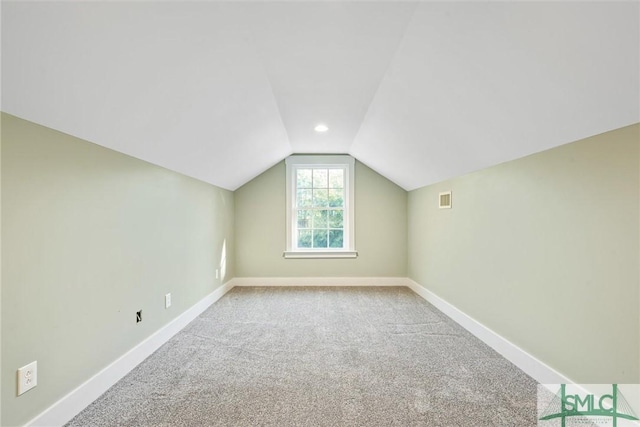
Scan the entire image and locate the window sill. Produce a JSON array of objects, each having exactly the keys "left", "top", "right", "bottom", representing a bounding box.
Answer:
[{"left": 283, "top": 250, "right": 358, "bottom": 259}]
